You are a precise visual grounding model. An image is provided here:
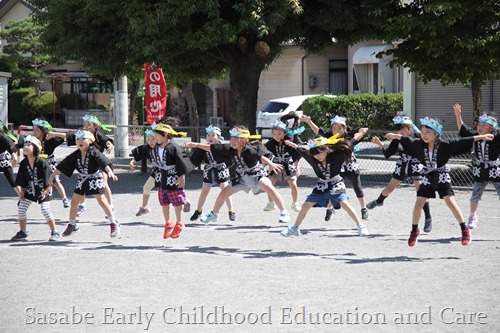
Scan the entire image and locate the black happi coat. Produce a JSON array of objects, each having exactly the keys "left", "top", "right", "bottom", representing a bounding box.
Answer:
[
  {"left": 319, "top": 128, "right": 361, "bottom": 174},
  {"left": 0, "top": 135, "right": 15, "bottom": 170},
  {"left": 16, "top": 156, "right": 52, "bottom": 203},
  {"left": 296, "top": 146, "right": 347, "bottom": 195},
  {"left": 131, "top": 144, "right": 160, "bottom": 187},
  {"left": 459, "top": 124, "right": 500, "bottom": 182},
  {"left": 399, "top": 136, "right": 475, "bottom": 188},
  {"left": 264, "top": 139, "right": 301, "bottom": 176},
  {"left": 153, "top": 141, "right": 194, "bottom": 190},
  {"left": 189, "top": 147, "right": 233, "bottom": 183},
  {"left": 209, "top": 144, "right": 268, "bottom": 182},
  {"left": 40, "top": 134, "right": 65, "bottom": 171},
  {"left": 56, "top": 148, "right": 111, "bottom": 195}
]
